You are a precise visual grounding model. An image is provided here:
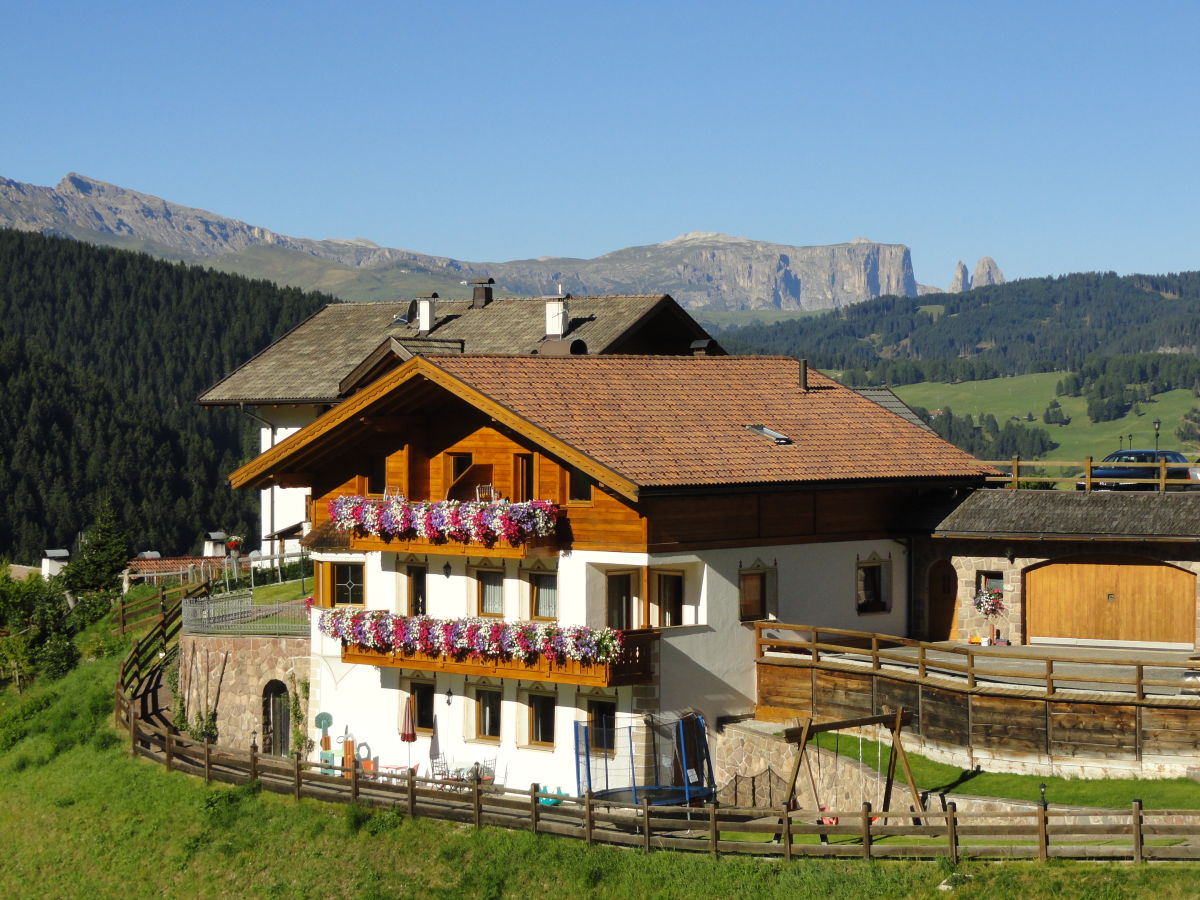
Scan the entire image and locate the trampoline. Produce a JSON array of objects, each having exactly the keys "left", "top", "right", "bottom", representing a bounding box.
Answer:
[{"left": 575, "top": 709, "right": 716, "bottom": 806}]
